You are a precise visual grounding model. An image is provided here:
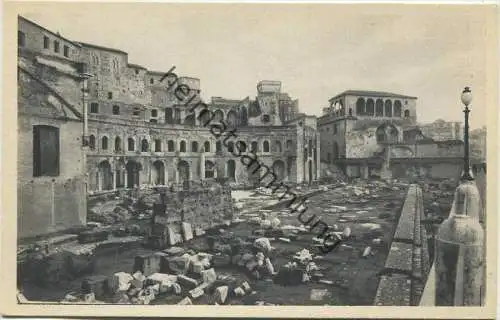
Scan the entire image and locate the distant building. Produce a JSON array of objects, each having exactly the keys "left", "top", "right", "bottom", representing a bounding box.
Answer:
[
  {"left": 319, "top": 90, "right": 464, "bottom": 180},
  {"left": 470, "top": 126, "right": 487, "bottom": 162},
  {"left": 419, "top": 119, "right": 464, "bottom": 142}
]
